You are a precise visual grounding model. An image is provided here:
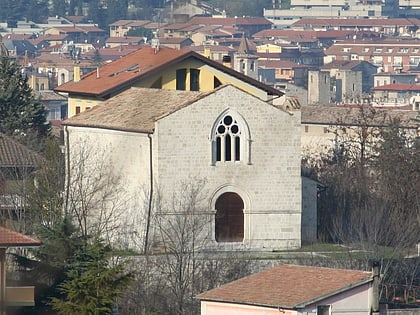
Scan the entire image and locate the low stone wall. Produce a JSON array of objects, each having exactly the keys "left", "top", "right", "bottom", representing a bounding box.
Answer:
[{"left": 382, "top": 309, "right": 420, "bottom": 315}]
